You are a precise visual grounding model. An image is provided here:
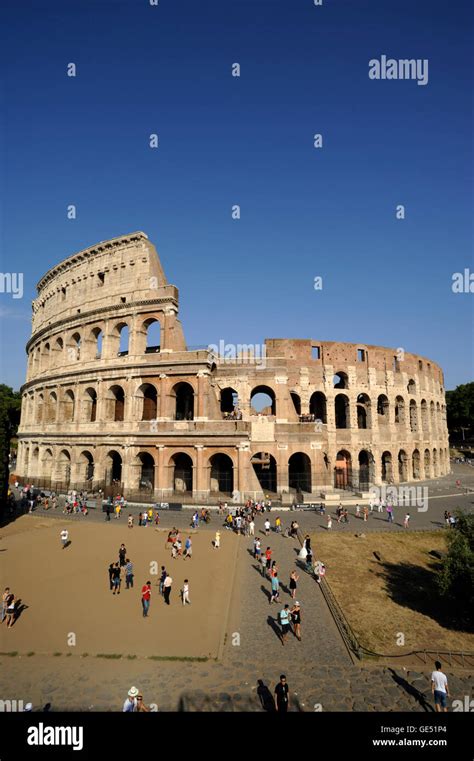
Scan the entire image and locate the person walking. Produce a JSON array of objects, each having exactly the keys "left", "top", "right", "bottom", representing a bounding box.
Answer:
[
  {"left": 355, "top": 504, "right": 360, "bottom": 518},
  {"left": 279, "top": 604, "right": 291, "bottom": 646},
  {"left": 254, "top": 537, "right": 261, "bottom": 560},
  {"left": 159, "top": 566, "right": 167, "bottom": 595},
  {"left": 274, "top": 675, "right": 290, "bottom": 713},
  {"left": 289, "top": 570, "right": 299, "bottom": 600},
  {"left": 119, "top": 544, "right": 127, "bottom": 567},
  {"left": 249, "top": 519, "right": 255, "bottom": 536},
  {"left": 141, "top": 581, "right": 151, "bottom": 617},
  {"left": 125, "top": 559, "right": 134, "bottom": 589},
  {"left": 265, "top": 547, "right": 272, "bottom": 578},
  {"left": 128, "top": 514, "right": 133, "bottom": 529},
  {"left": 108, "top": 563, "right": 114, "bottom": 591},
  {"left": 290, "top": 602, "right": 302, "bottom": 641},
  {"left": 275, "top": 516, "right": 282, "bottom": 533},
  {"left": 403, "top": 513, "right": 410, "bottom": 529},
  {"left": 363, "top": 506, "right": 369, "bottom": 522},
  {"left": 60, "top": 528, "right": 69, "bottom": 549},
  {"left": 112, "top": 563, "right": 121, "bottom": 595},
  {"left": 1, "top": 587, "right": 11, "bottom": 623},
  {"left": 163, "top": 573, "right": 172, "bottom": 605},
  {"left": 184, "top": 536, "right": 192, "bottom": 560},
  {"left": 387, "top": 504, "right": 394, "bottom": 523},
  {"left": 105, "top": 503, "right": 111, "bottom": 521},
  {"left": 431, "top": 661, "right": 449, "bottom": 712},
  {"left": 5, "top": 594, "right": 16, "bottom": 628},
  {"left": 270, "top": 574, "right": 280, "bottom": 605},
  {"left": 182, "top": 579, "right": 191, "bottom": 606},
  {"left": 327, "top": 515, "right": 332, "bottom": 530},
  {"left": 264, "top": 518, "right": 271, "bottom": 536}
]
